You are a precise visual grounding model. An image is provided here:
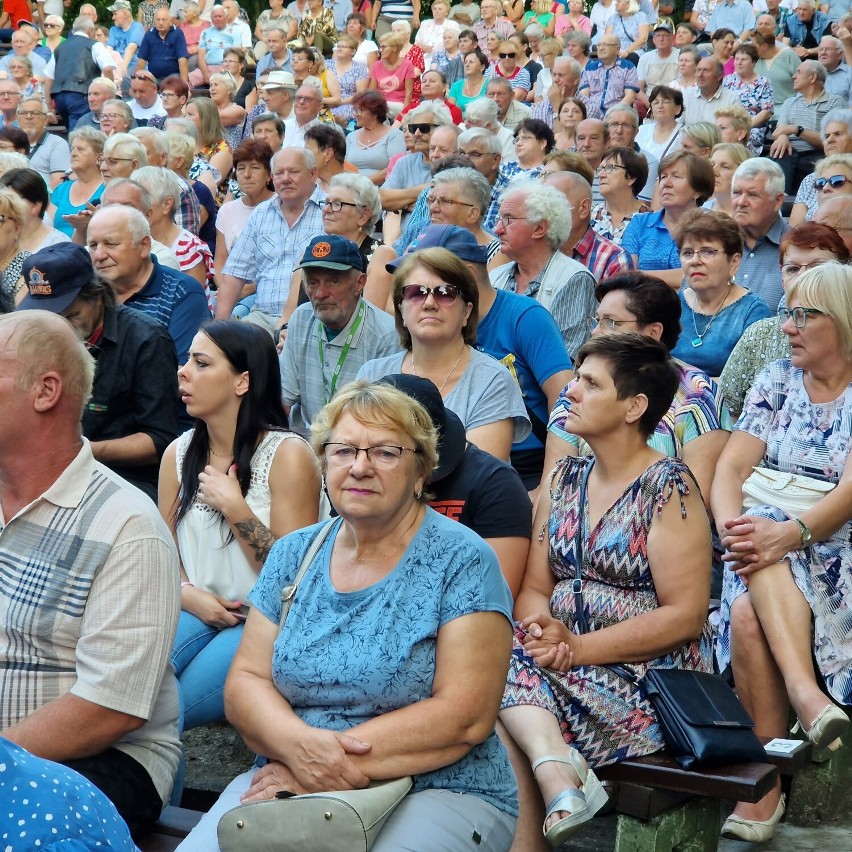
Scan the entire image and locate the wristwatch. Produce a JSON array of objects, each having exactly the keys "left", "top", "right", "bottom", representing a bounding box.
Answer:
[
  {"left": 796, "top": 125, "right": 804, "bottom": 137},
  {"left": 793, "top": 518, "right": 813, "bottom": 546}
]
